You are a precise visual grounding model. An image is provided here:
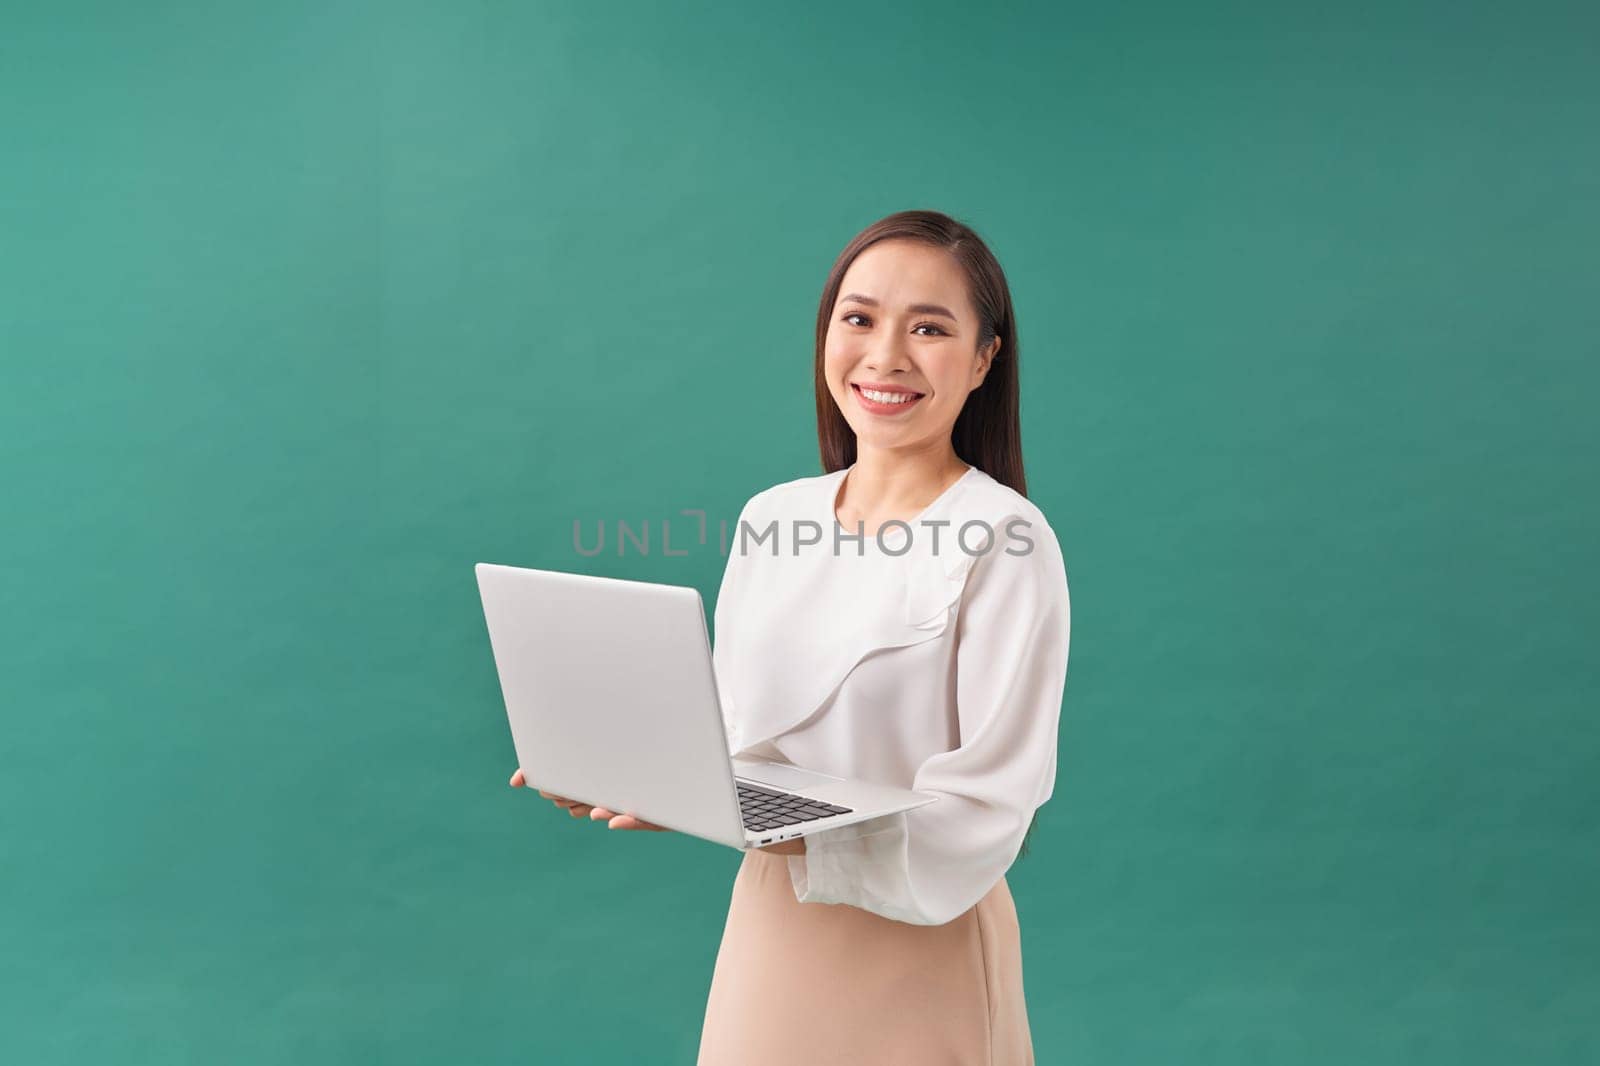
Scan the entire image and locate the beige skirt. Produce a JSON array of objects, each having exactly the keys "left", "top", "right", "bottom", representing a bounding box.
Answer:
[{"left": 697, "top": 848, "right": 1035, "bottom": 1066}]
